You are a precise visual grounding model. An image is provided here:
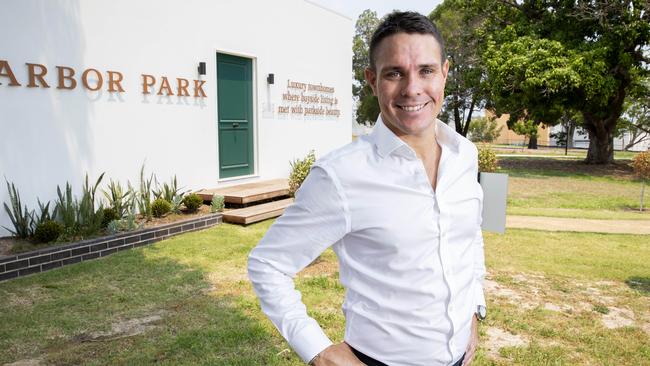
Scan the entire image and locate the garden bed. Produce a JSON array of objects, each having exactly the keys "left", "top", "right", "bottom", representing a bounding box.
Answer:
[{"left": 0, "top": 210, "right": 222, "bottom": 282}]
